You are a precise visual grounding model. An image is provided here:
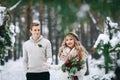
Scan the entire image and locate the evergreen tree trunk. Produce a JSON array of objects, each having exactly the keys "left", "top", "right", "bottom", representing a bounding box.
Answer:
[
  {"left": 25, "top": 2, "right": 32, "bottom": 40},
  {"left": 103, "top": 44, "right": 112, "bottom": 73}
]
